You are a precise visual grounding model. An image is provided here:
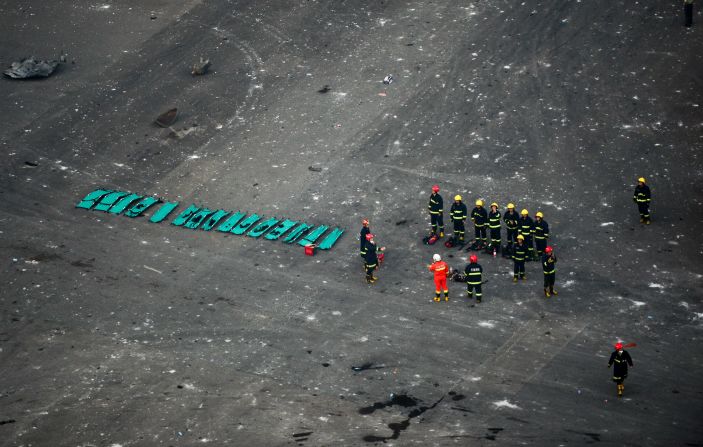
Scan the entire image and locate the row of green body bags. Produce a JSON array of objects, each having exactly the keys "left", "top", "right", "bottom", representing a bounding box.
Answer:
[{"left": 76, "top": 189, "right": 344, "bottom": 250}]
